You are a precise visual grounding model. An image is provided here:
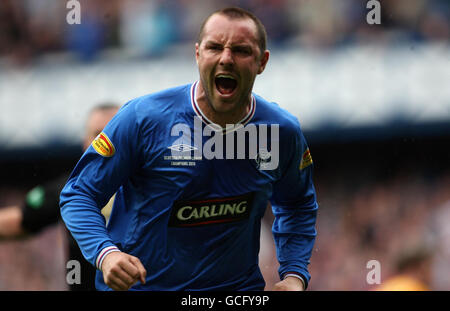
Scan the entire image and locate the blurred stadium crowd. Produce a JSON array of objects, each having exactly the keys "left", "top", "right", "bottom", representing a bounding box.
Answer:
[
  {"left": 257, "top": 139, "right": 450, "bottom": 290},
  {"left": 1, "top": 0, "right": 449, "bottom": 65},
  {"left": 307, "top": 141, "right": 450, "bottom": 290},
  {"left": 0, "top": 0, "right": 449, "bottom": 291}
]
